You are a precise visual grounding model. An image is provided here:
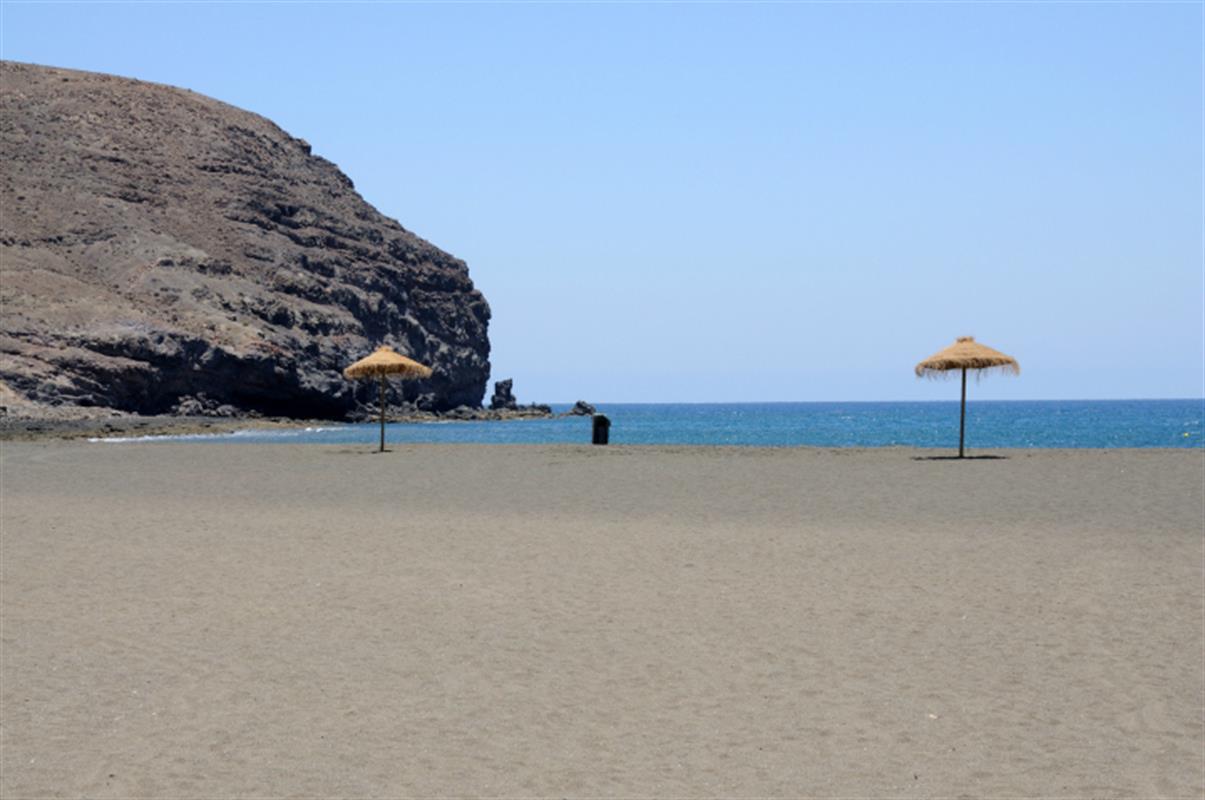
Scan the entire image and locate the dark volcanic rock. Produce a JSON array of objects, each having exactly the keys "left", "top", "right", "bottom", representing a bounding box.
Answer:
[
  {"left": 0, "top": 61, "right": 491, "bottom": 418},
  {"left": 485, "top": 377, "right": 551, "bottom": 418},
  {"left": 171, "top": 393, "right": 240, "bottom": 418},
  {"left": 489, "top": 379, "right": 518, "bottom": 411},
  {"left": 567, "top": 400, "right": 596, "bottom": 416}
]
